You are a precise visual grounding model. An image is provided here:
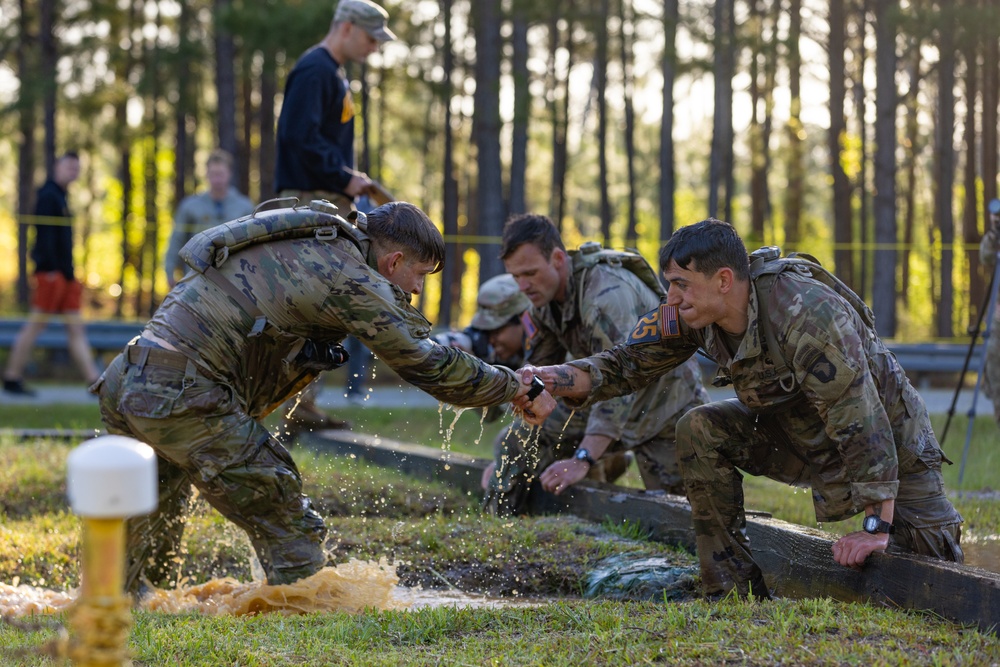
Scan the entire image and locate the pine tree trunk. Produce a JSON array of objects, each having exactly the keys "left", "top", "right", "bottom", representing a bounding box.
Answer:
[
  {"left": 439, "top": 0, "right": 459, "bottom": 326},
  {"left": 259, "top": 48, "right": 277, "bottom": 200},
  {"left": 659, "top": 0, "right": 679, "bottom": 244},
  {"left": 471, "top": 0, "right": 505, "bottom": 281},
  {"left": 509, "top": 4, "right": 529, "bottom": 217},
  {"left": 620, "top": 0, "right": 639, "bottom": 247},
  {"left": 872, "top": 0, "right": 899, "bottom": 337},
  {"left": 829, "top": 0, "right": 854, "bottom": 286},
  {"left": 709, "top": 0, "right": 735, "bottom": 221},
  {"left": 15, "top": 0, "right": 38, "bottom": 308},
  {"left": 785, "top": 0, "right": 804, "bottom": 247},
  {"left": 962, "top": 7, "right": 984, "bottom": 331},
  {"left": 215, "top": 0, "right": 239, "bottom": 175}
]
